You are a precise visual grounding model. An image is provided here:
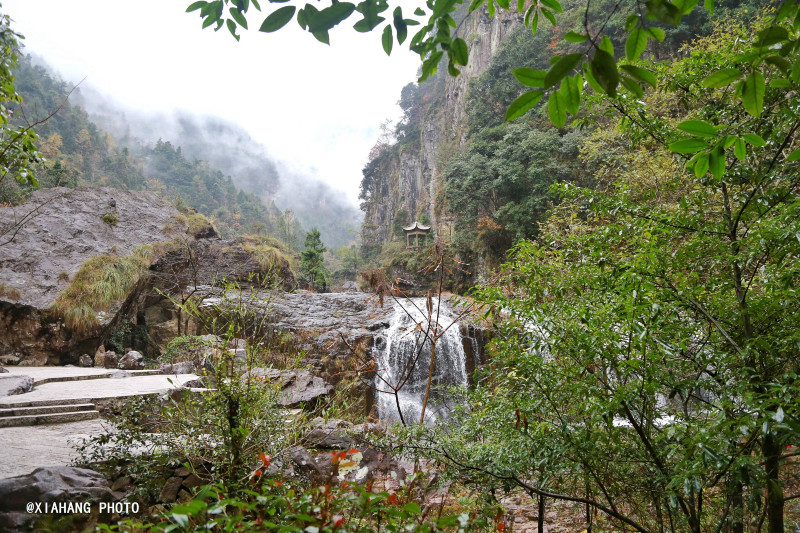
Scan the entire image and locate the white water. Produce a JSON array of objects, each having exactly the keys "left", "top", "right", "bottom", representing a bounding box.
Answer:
[{"left": 372, "top": 298, "right": 469, "bottom": 424}]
